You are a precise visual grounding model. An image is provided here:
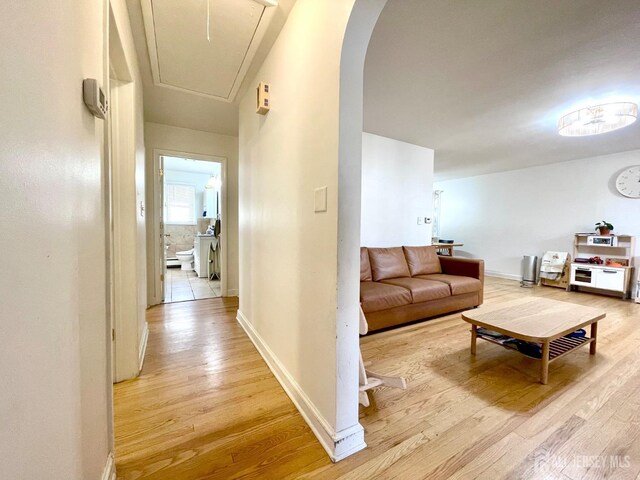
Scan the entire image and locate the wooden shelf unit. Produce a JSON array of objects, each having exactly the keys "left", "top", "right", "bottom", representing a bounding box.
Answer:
[{"left": 570, "top": 234, "right": 637, "bottom": 300}]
